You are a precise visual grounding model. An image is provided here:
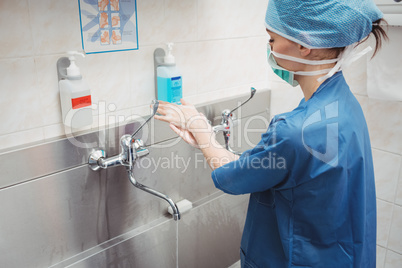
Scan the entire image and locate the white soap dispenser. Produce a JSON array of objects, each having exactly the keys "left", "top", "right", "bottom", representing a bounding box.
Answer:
[
  {"left": 164, "top": 43, "right": 176, "bottom": 65},
  {"left": 156, "top": 43, "right": 182, "bottom": 104},
  {"left": 58, "top": 51, "right": 93, "bottom": 129}
]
